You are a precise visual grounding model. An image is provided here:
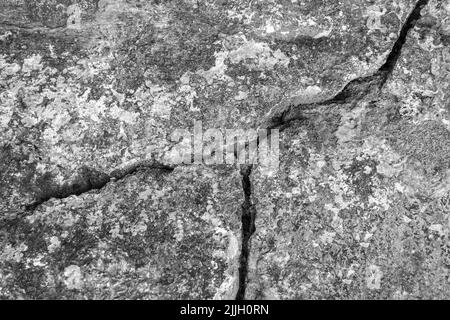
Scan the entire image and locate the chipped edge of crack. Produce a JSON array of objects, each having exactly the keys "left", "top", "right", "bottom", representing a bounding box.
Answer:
[
  {"left": 237, "top": 0, "right": 431, "bottom": 300},
  {"left": 23, "top": 160, "right": 175, "bottom": 212},
  {"left": 261, "top": 0, "right": 430, "bottom": 133},
  {"left": 236, "top": 164, "right": 256, "bottom": 300},
  {"left": 5, "top": 0, "right": 432, "bottom": 300}
]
